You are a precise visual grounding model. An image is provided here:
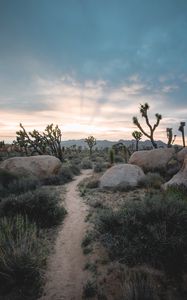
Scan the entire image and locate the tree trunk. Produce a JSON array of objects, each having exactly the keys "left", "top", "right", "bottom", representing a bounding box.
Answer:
[
  {"left": 136, "top": 140, "right": 138, "bottom": 151},
  {"left": 151, "top": 139, "right": 157, "bottom": 148},
  {"left": 182, "top": 131, "right": 186, "bottom": 147}
]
